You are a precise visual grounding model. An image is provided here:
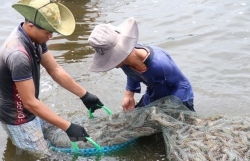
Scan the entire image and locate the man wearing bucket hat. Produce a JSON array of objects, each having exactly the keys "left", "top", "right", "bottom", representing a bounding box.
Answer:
[
  {"left": 0, "top": 0, "right": 104, "bottom": 152},
  {"left": 88, "top": 17, "right": 195, "bottom": 112}
]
